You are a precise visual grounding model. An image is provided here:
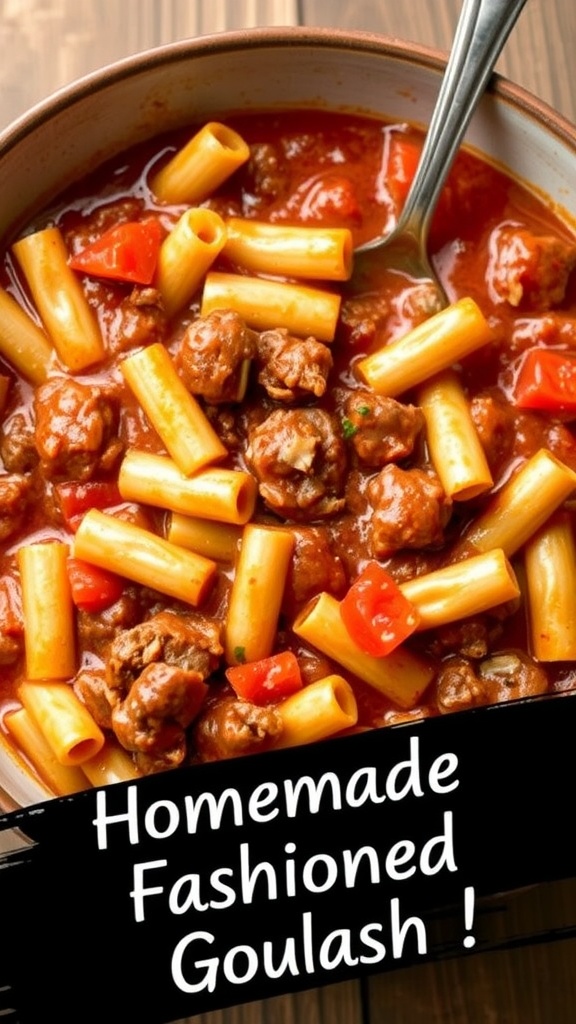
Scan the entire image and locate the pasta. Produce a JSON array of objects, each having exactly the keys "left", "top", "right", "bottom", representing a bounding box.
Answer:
[
  {"left": 17, "top": 541, "right": 76, "bottom": 681},
  {"left": 118, "top": 449, "right": 258, "bottom": 524},
  {"left": 18, "top": 680, "right": 105, "bottom": 766},
  {"left": 80, "top": 741, "right": 141, "bottom": 787},
  {"left": 398, "top": 549, "right": 520, "bottom": 631},
  {"left": 357, "top": 297, "right": 494, "bottom": 397},
  {"left": 12, "top": 226, "right": 105, "bottom": 372},
  {"left": 293, "top": 591, "right": 435, "bottom": 709},
  {"left": 201, "top": 271, "right": 341, "bottom": 341},
  {"left": 224, "top": 524, "right": 295, "bottom": 665},
  {"left": 223, "top": 218, "right": 353, "bottom": 281},
  {"left": 0, "top": 285, "right": 53, "bottom": 384},
  {"left": 121, "top": 342, "right": 227, "bottom": 475},
  {"left": 274, "top": 675, "right": 358, "bottom": 748},
  {"left": 166, "top": 513, "right": 242, "bottom": 562},
  {"left": 150, "top": 121, "right": 250, "bottom": 204},
  {"left": 74, "top": 508, "right": 216, "bottom": 606},
  {"left": 454, "top": 448, "right": 576, "bottom": 558},
  {"left": 524, "top": 511, "right": 576, "bottom": 661},
  {"left": 4, "top": 707, "right": 87, "bottom": 795},
  {"left": 156, "top": 207, "right": 227, "bottom": 317},
  {"left": 416, "top": 369, "right": 493, "bottom": 501}
]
